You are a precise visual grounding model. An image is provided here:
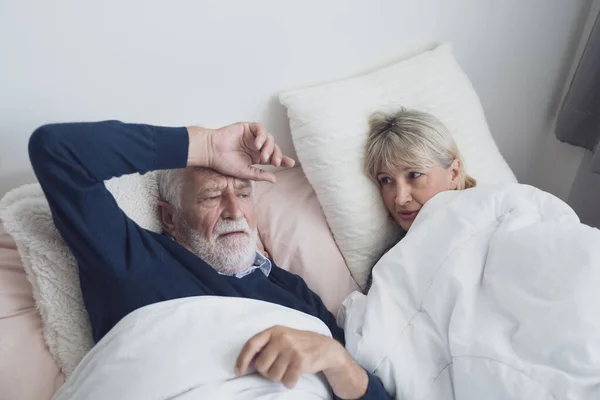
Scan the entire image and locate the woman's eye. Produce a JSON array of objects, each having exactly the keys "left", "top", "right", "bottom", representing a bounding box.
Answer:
[
  {"left": 238, "top": 193, "right": 250, "bottom": 199},
  {"left": 408, "top": 172, "right": 422, "bottom": 180},
  {"left": 204, "top": 196, "right": 219, "bottom": 201},
  {"left": 378, "top": 177, "right": 392, "bottom": 185}
]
